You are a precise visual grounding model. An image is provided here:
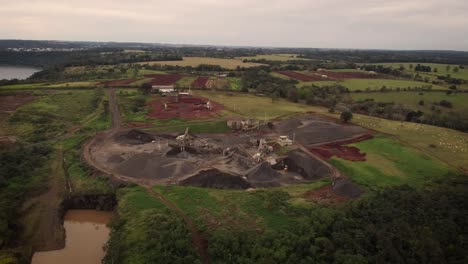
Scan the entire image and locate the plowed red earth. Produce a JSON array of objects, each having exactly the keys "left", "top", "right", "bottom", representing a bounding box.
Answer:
[
  {"left": 191, "top": 77, "right": 209, "bottom": 88},
  {"left": 315, "top": 71, "right": 380, "bottom": 79},
  {"left": 144, "top": 74, "right": 186, "bottom": 85},
  {"left": 147, "top": 95, "right": 223, "bottom": 119},
  {"left": 309, "top": 134, "right": 373, "bottom": 161},
  {"left": 0, "top": 95, "right": 36, "bottom": 113},
  {"left": 303, "top": 185, "right": 348, "bottom": 203},
  {"left": 99, "top": 79, "right": 137, "bottom": 86},
  {"left": 276, "top": 71, "right": 326, "bottom": 81}
]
